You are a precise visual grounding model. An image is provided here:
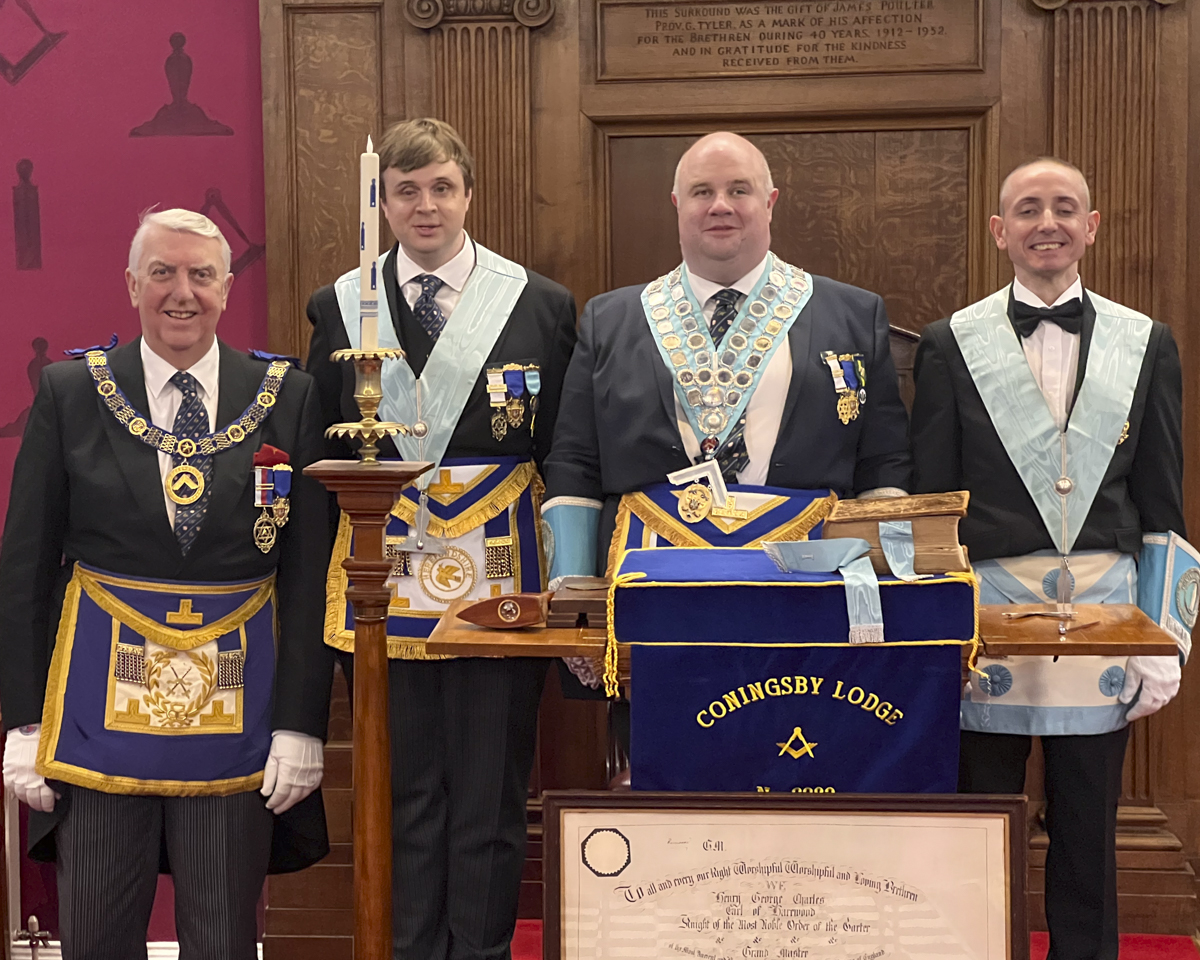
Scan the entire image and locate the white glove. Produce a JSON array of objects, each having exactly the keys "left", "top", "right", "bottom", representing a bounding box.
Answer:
[
  {"left": 1120, "top": 655, "right": 1182, "bottom": 722},
  {"left": 261, "top": 730, "right": 324, "bottom": 813},
  {"left": 3, "top": 725, "right": 58, "bottom": 812}
]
